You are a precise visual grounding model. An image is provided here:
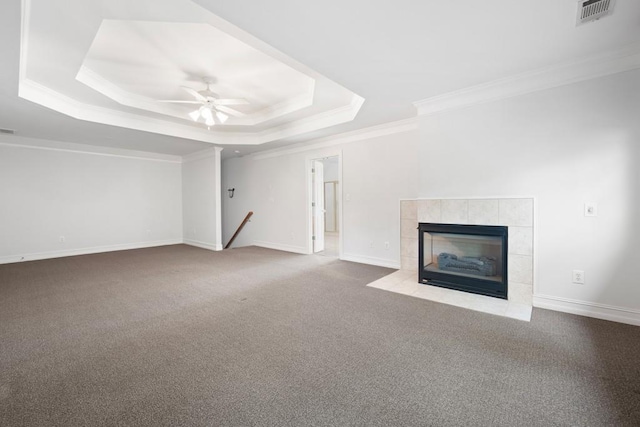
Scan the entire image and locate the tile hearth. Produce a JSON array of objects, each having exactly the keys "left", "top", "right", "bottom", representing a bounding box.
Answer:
[
  {"left": 380, "top": 197, "right": 535, "bottom": 321},
  {"left": 367, "top": 270, "right": 532, "bottom": 321}
]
